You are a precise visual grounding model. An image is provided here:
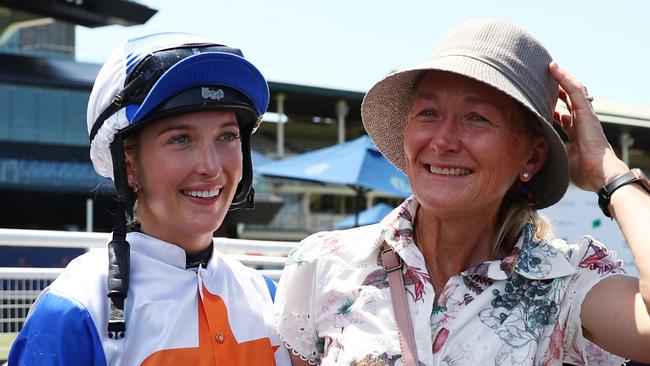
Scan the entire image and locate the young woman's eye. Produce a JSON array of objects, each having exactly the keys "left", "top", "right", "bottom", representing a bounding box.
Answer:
[
  {"left": 170, "top": 134, "right": 191, "bottom": 144},
  {"left": 218, "top": 132, "right": 241, "bottom": 142}
]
